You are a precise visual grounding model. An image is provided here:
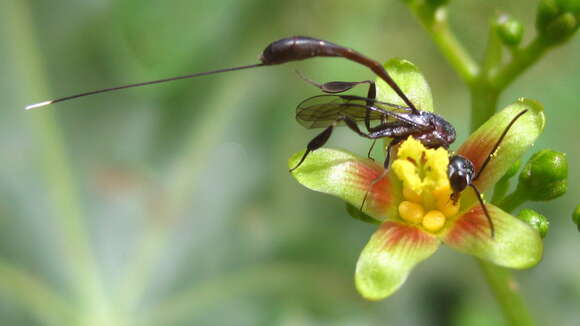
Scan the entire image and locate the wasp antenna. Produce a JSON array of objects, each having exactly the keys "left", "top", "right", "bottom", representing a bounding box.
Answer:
[
  {"left": 473, "top": 109, "right": 528, "bottom": 181},
  {"left": 469, "top": 183, "right": 494, "bottom": 238}
]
